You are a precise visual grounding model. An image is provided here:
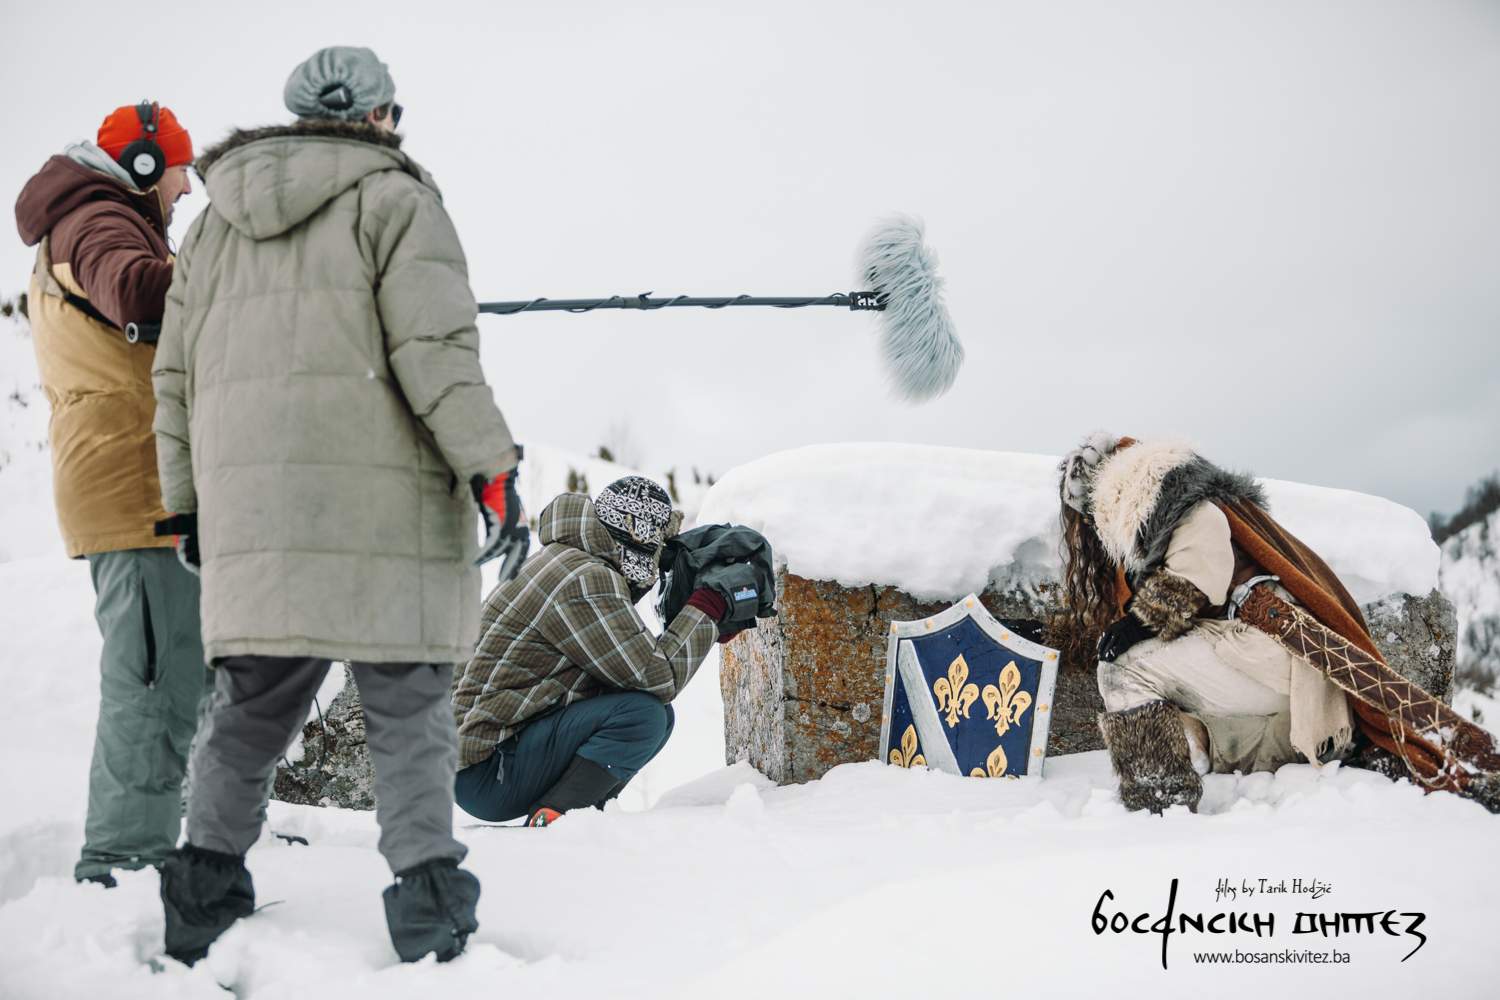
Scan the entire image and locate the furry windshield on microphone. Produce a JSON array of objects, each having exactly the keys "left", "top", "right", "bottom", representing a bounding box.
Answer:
[{"left": 858, "top": 215, "right": 964, "bottom": 402}]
